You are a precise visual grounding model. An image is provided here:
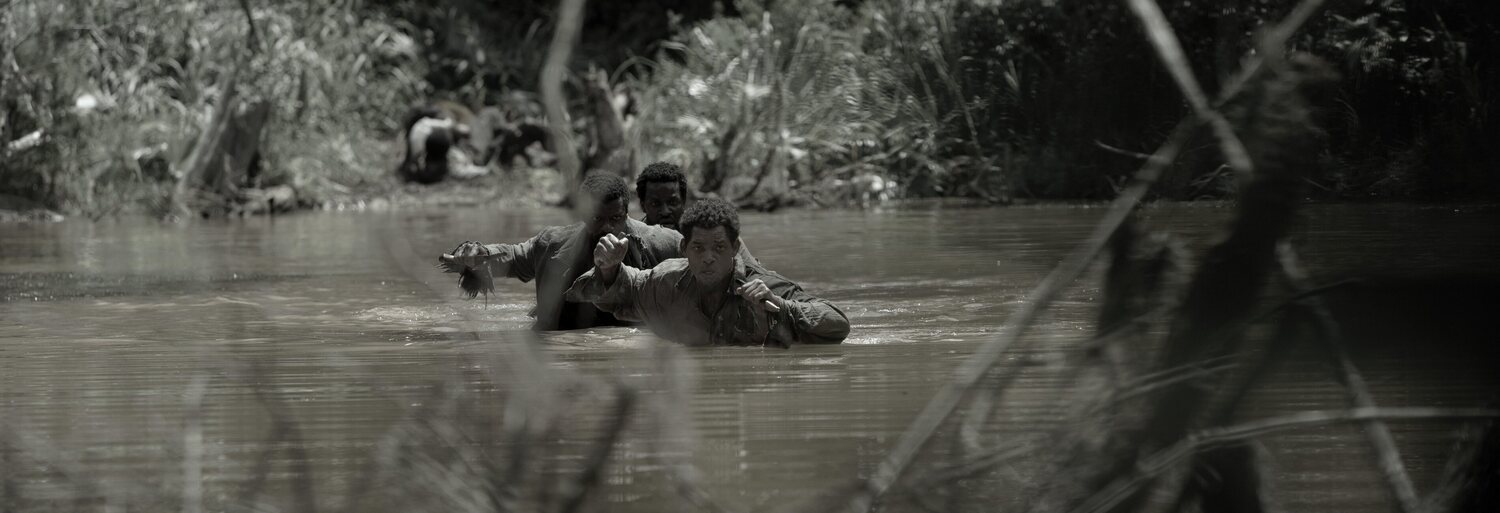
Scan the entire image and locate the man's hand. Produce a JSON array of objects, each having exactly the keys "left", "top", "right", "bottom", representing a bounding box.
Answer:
[
  {"left": 736, "top": 279, "right": 784, "bottom": 313},
  {"left": 593, "top": 233, "right": 629, "bottom": 284},
  {"left": 440, "top": 241, "right": 490, "bottom": 270}
]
